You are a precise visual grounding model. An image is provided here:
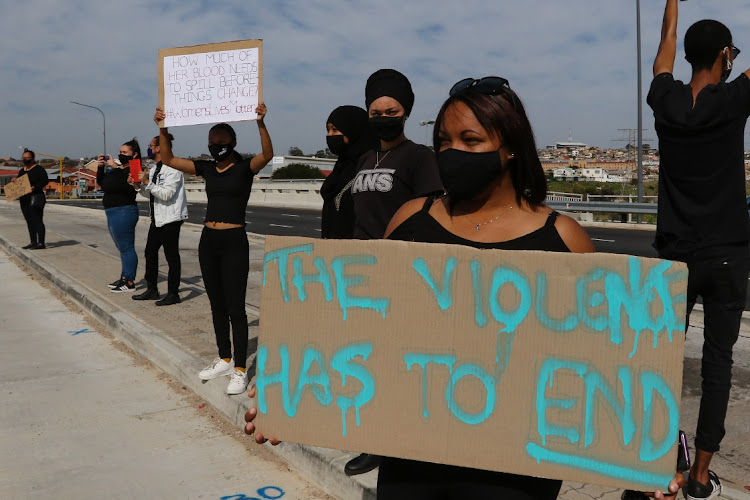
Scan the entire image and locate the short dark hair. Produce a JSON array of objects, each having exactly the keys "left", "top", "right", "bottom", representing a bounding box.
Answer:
[
  {"left": 209, "top": 123, "right": 237, "bottom": 143},
  {"left": 153, "top": 133, "right": 174, "bottom": 149},
  {"left": 685, "top": 20, "right": 732, "bottom": 72},
  {"left": 23, "top": 148, "right": 35, "bottom": 160},
  {"left": 433, "top": 88, "right": 547, "bottom": 208},
  {"left": 123, "top": 137, "right": 141, "bottom": 159}
]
